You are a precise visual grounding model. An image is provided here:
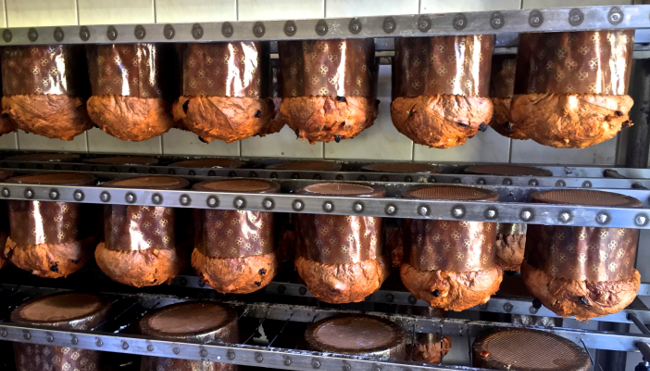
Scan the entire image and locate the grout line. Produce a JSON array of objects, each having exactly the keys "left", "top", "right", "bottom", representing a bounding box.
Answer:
[
  {"left": 418, "top": 0, "right": 422, "bottom": 14},
  {"left": 3, "top": 0, "right": 8, "bottom": 28},
  {"left": 323, "top": 0, "right": 326, "bottom": 18},
  {"left": 13, "top": 132, "right": 19, "bottom": 150},
  {"left": 238, "top": 141, "right": 242, "bottom": 157},
  {"left": 507, "top": 138, "right": 513, "bottom": 163},
  {"left": 159, "top": 136, "right": 164, "bottom": 155},
  {"left": 75, "top": 0, "right": 80, "bottom": 25},
  {"left": 152, "top": 0, "right": 156, "bottom": 23},
  {"left": 236, "top": 0, "right": 239, "bottom": 21},
  {"left": 84, "top": 132, "right": 89, "bottom": 152},
  {"left": 410, "top": 141, "right": 415, "bottom": 162}
]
